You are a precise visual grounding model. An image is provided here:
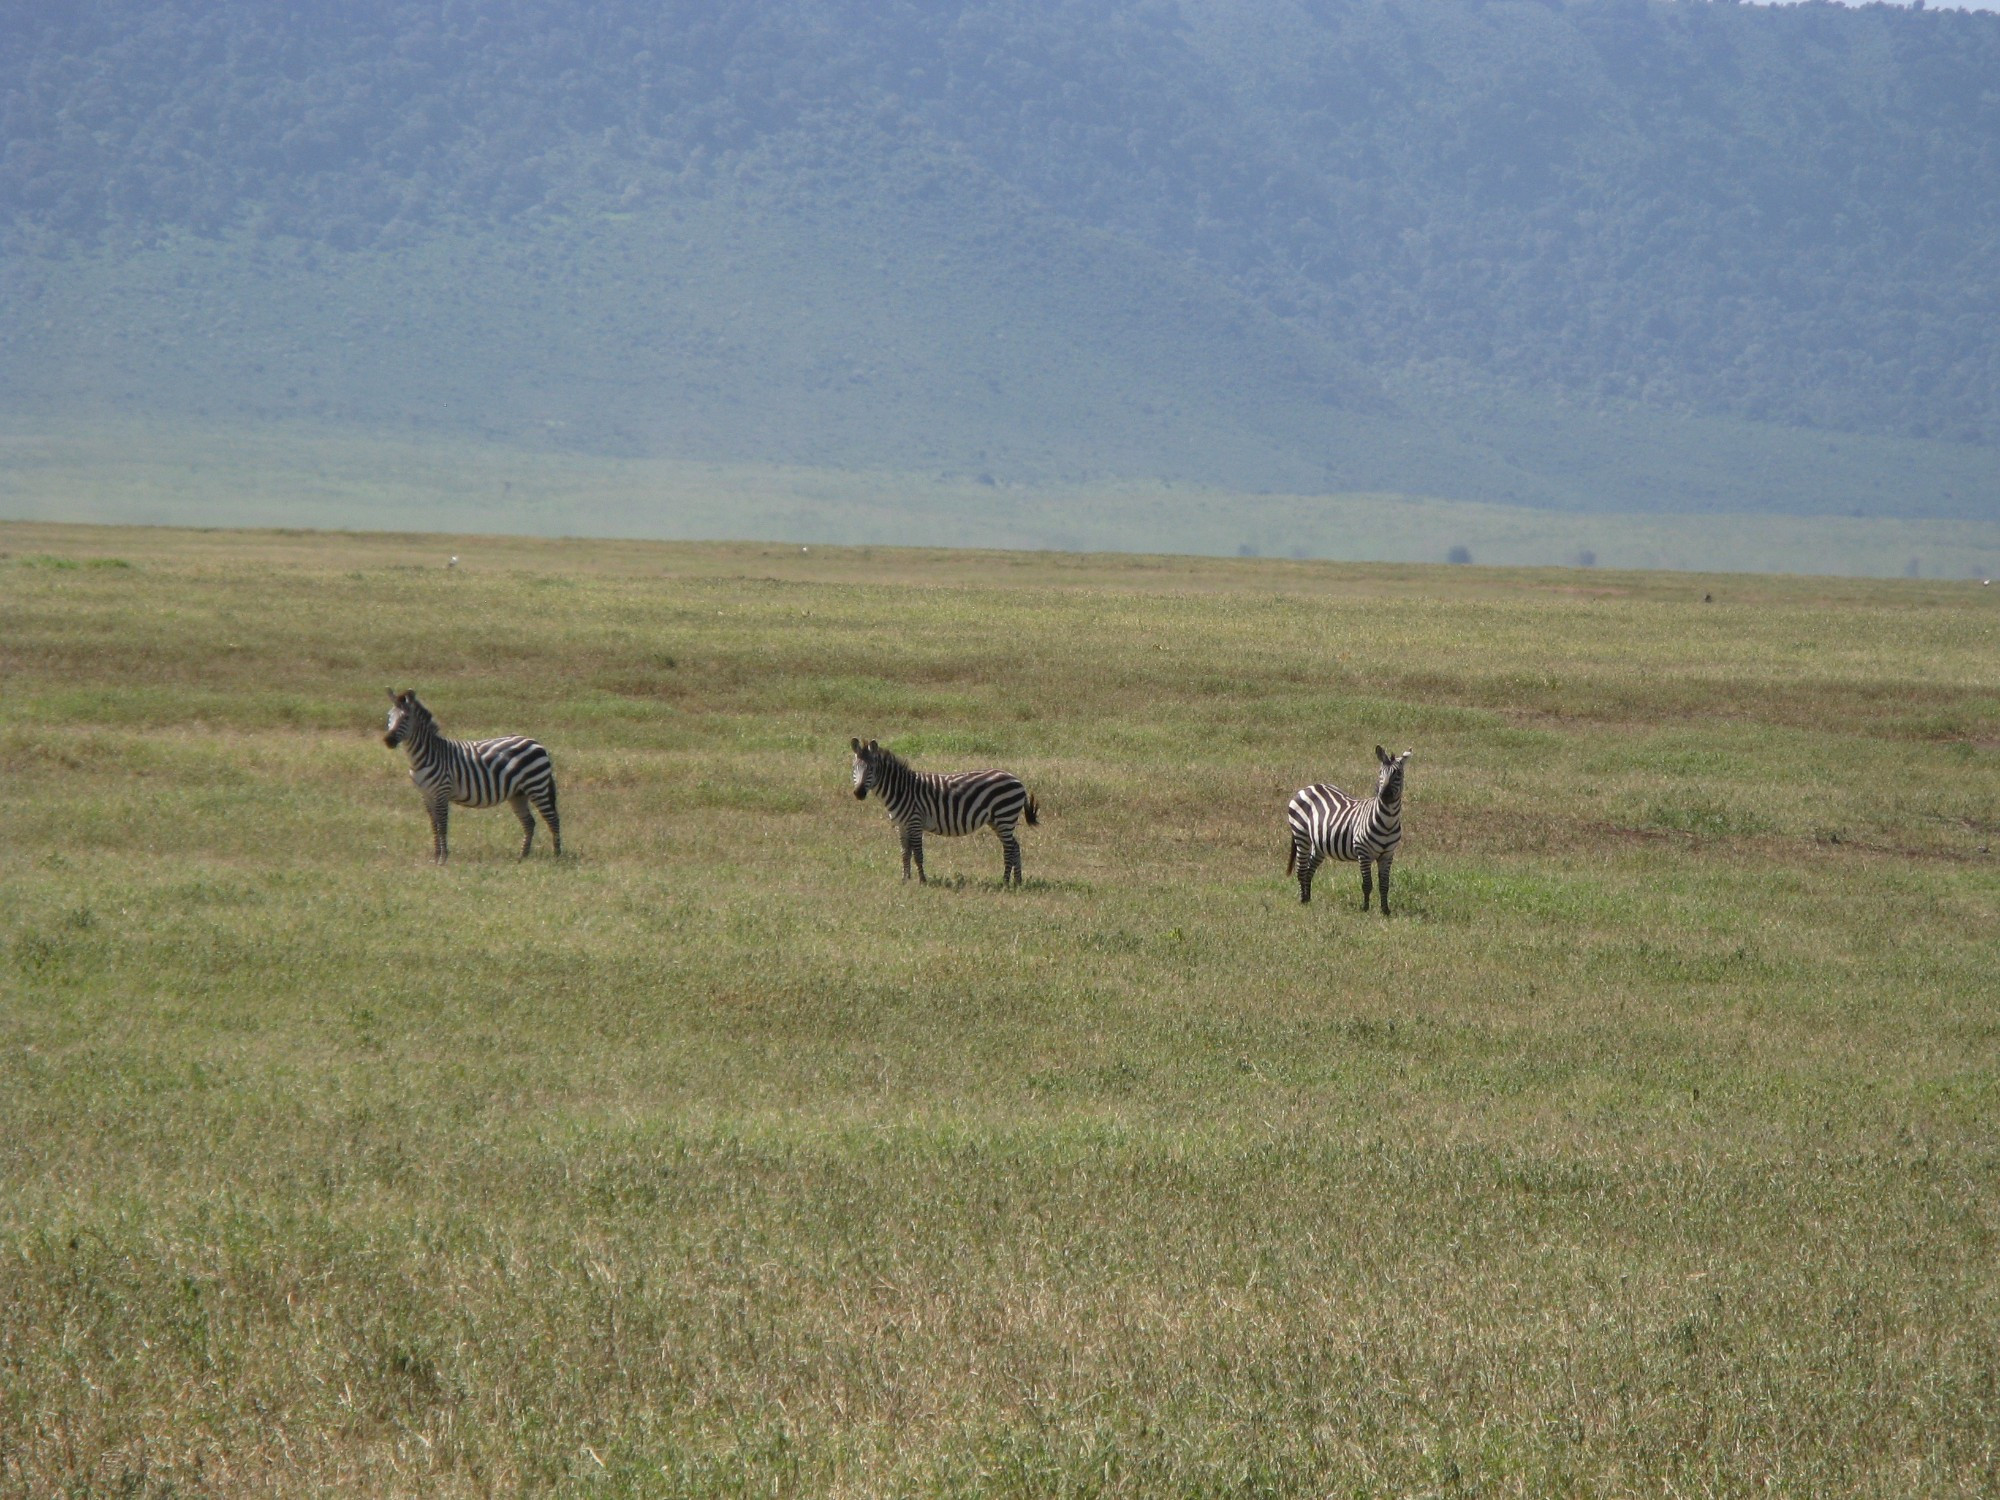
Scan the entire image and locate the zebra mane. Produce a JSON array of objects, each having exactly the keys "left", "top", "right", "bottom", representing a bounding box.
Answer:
[{"left": 869, "top": 742, "right": 912, "bottom": 774}]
